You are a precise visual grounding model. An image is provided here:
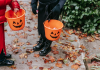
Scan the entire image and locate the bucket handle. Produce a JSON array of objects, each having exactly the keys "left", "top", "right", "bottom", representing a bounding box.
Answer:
[
  {"left": 45, "top": 11, "right": 53, "bottom": 22},
  {"left": 14, "top": 12, "right": 18, "bottom": 17},
  {"left": 20, "top": 5, "right": 26, "bottom": 12},
  {"left": 45, "top": 11, "right": 58, "bottom": 22}
]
